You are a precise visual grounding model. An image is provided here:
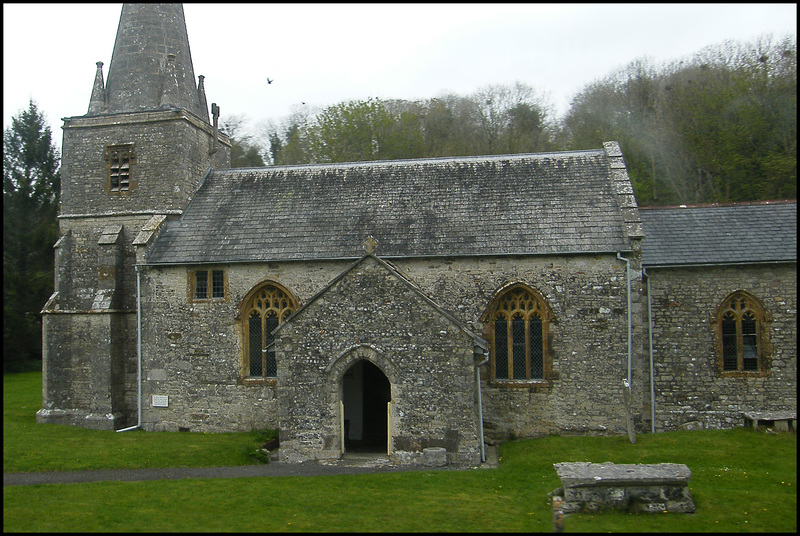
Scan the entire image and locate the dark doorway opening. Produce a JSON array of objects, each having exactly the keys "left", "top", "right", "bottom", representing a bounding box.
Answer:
[{"left": 342, "top": 360, "right": 391, "bottom": 453}]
